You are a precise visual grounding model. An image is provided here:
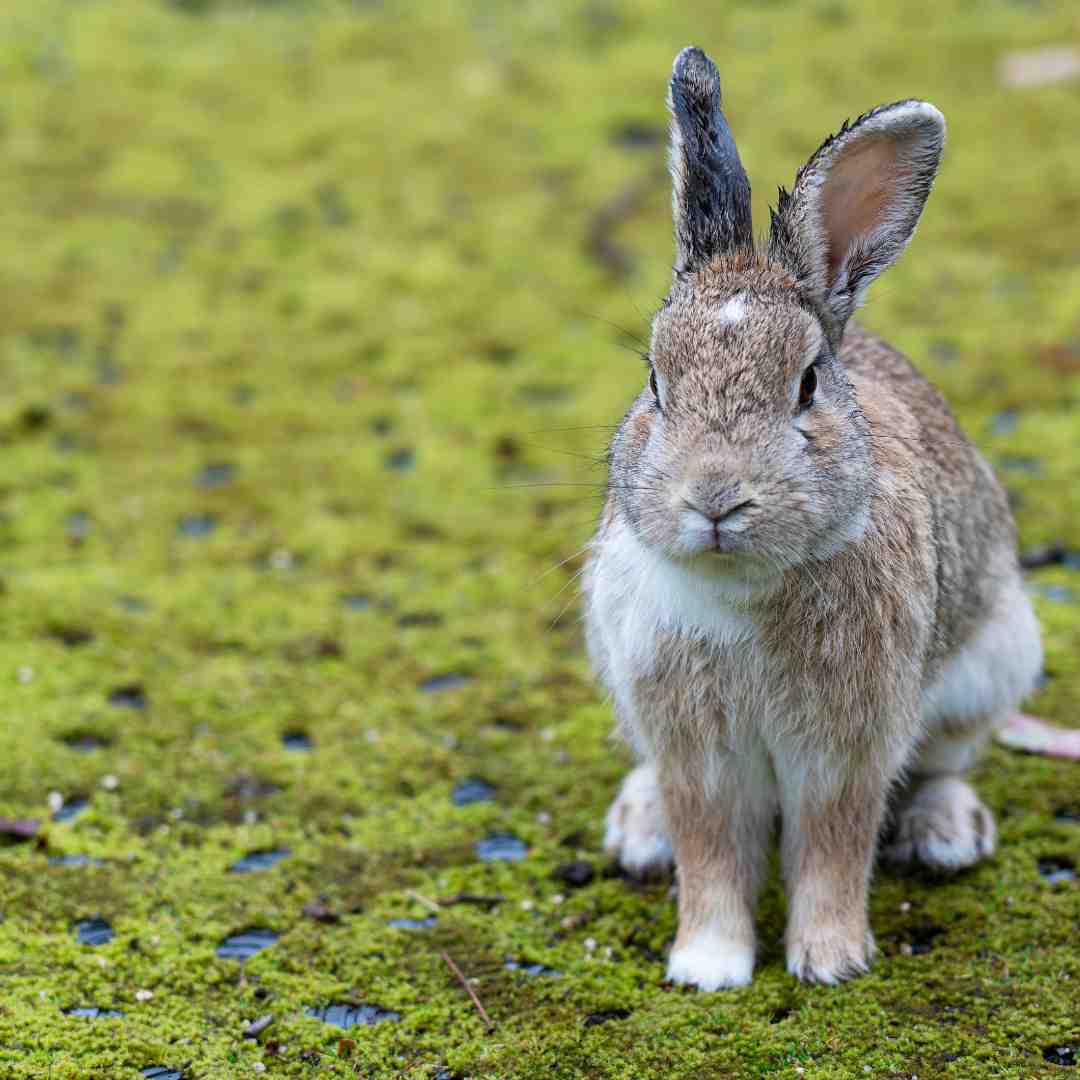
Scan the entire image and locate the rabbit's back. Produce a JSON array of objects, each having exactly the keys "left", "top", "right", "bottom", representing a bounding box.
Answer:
[{"left": 841, "top": 323, "right": 1021, "bottom": 668}]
